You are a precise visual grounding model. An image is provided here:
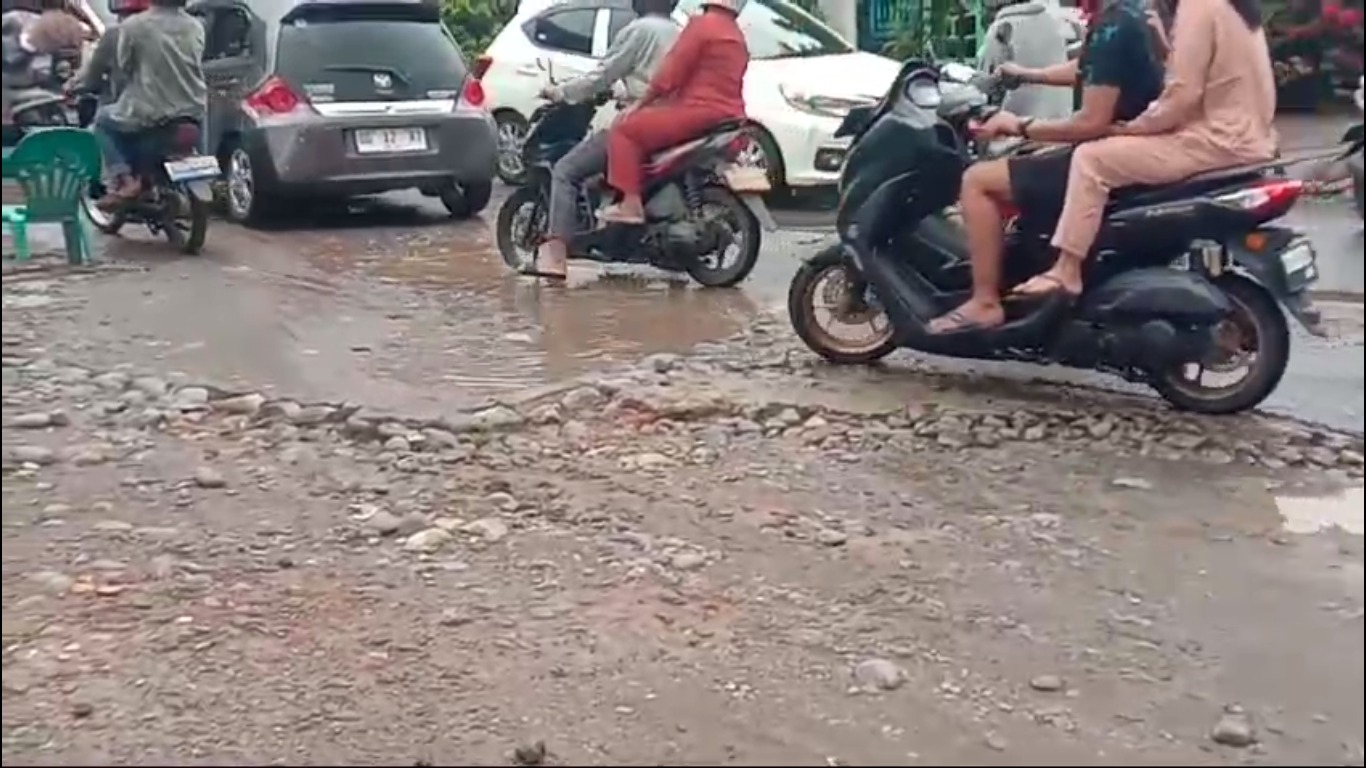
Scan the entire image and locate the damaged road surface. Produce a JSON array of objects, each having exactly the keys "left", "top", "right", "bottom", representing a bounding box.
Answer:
[
  {"left": 2, "top": 196, "right": 1364, "bottom": 765},
  {"left": 4, "top": 316, "right": 1364, "bottom": 765}
]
